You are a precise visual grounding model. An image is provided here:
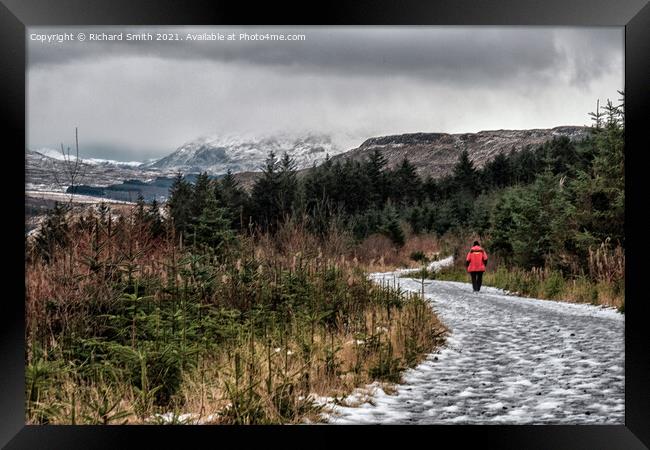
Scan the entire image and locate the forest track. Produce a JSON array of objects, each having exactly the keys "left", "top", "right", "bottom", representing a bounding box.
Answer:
[{"left": 326, "top": 269, "right": 624, "bottom": 424}]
